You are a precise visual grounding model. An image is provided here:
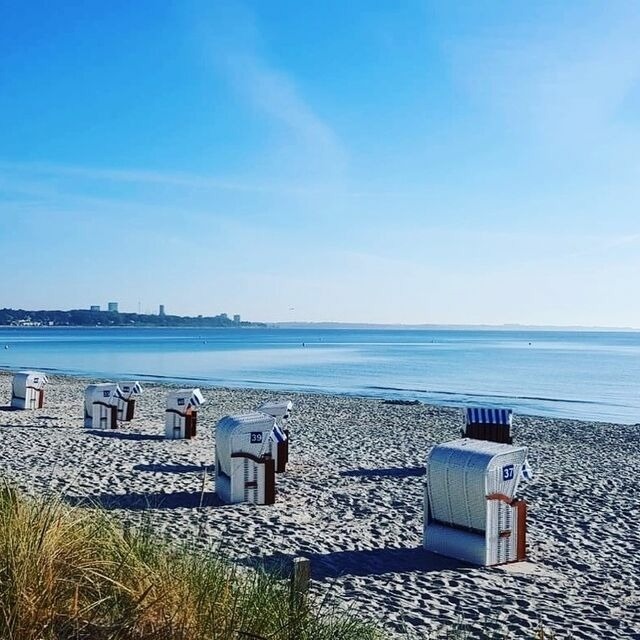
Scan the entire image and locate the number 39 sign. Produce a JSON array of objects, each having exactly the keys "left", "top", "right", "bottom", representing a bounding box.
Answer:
[{"left": 250, "top": 432, "right": 263, "bottom": 444}]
